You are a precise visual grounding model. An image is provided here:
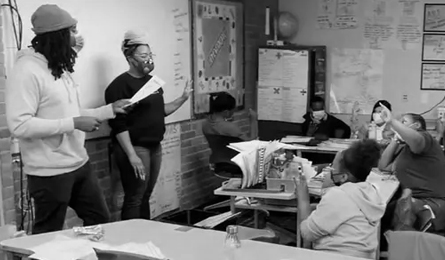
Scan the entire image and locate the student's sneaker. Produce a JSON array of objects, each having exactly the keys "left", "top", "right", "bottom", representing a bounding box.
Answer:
[{"left": 392, "top": 188, "right": 416, "bottom": 231}]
